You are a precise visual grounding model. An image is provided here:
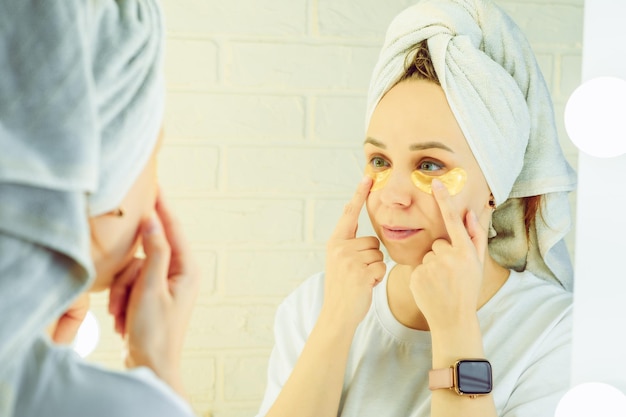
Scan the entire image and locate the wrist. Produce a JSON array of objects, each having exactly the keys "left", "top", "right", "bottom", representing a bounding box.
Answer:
[
  {"left": 429, "top": 359, "right": 493, "bottom": 398},
  {"left": 429, "top": 312, "right": 480, "bottom": 338},
  {"left": 318, "top": 300, "right": 364, "bottom": 333},
  {"left": 318, "top": 305, "right": 360, "bottom": 334},
  {"left": 312, "top": 307, "right": 360, "bottom": 356},
  {"left": 126, "top": 351, "right": 186, "bottom": 397},
  {"left": 430, "top": 315, "right": 484, "bottom": 368}
]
